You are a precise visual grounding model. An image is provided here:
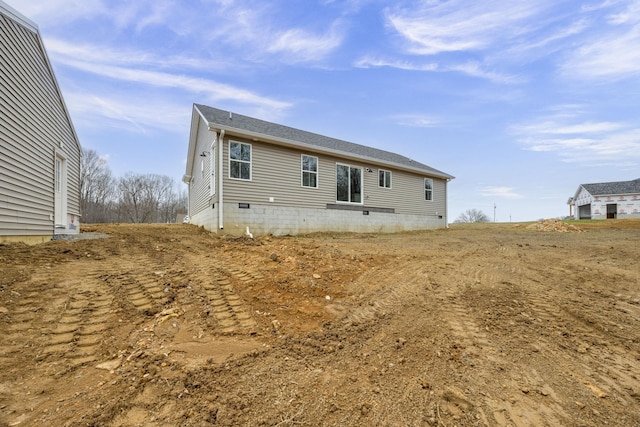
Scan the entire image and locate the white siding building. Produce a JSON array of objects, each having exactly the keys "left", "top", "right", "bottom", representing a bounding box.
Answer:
[{"left": 570, "top": 178, "right": 640, "bottom": 220}]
